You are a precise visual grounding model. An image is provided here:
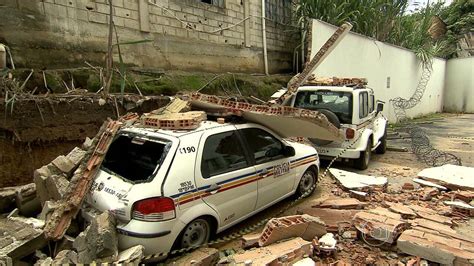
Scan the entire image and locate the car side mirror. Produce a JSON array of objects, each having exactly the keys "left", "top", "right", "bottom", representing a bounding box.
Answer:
[
  {"left": 376, "top": 102, "right": 384, "bottom": 113},
  {"left": 283, "top": 146, "right": 295, "bottom": 157}
]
